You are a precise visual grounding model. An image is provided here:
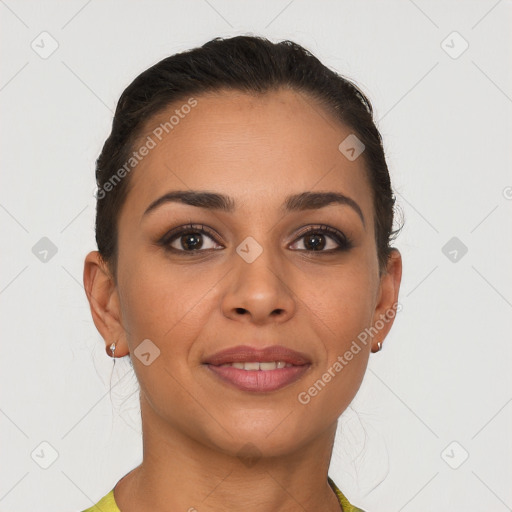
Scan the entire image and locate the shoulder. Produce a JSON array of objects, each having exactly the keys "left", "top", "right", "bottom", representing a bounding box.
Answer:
[
  {"left": 80, "top": 489, "right": 120, "bottom": 512},
  {"left": 328, "top": 476, "right": 367, "bottom": 512}
]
